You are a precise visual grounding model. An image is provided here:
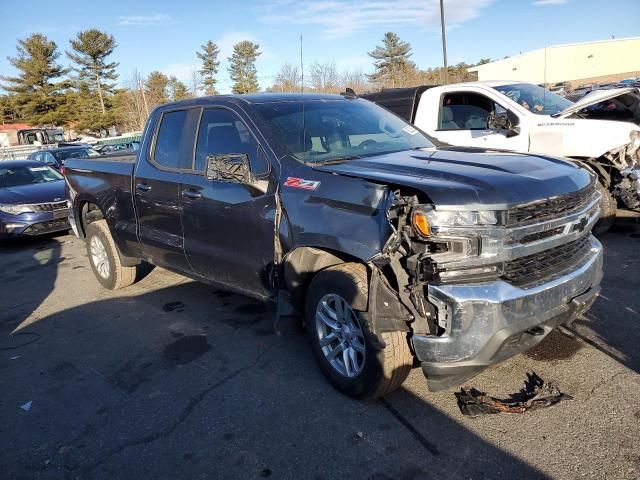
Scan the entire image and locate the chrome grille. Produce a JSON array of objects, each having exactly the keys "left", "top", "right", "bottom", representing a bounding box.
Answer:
[
  {"left": 503, "top": 236, "right": 593, "bottom": 287},
  {"left": 507, "top": 185, "right": 596, "bottom": 226}
]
